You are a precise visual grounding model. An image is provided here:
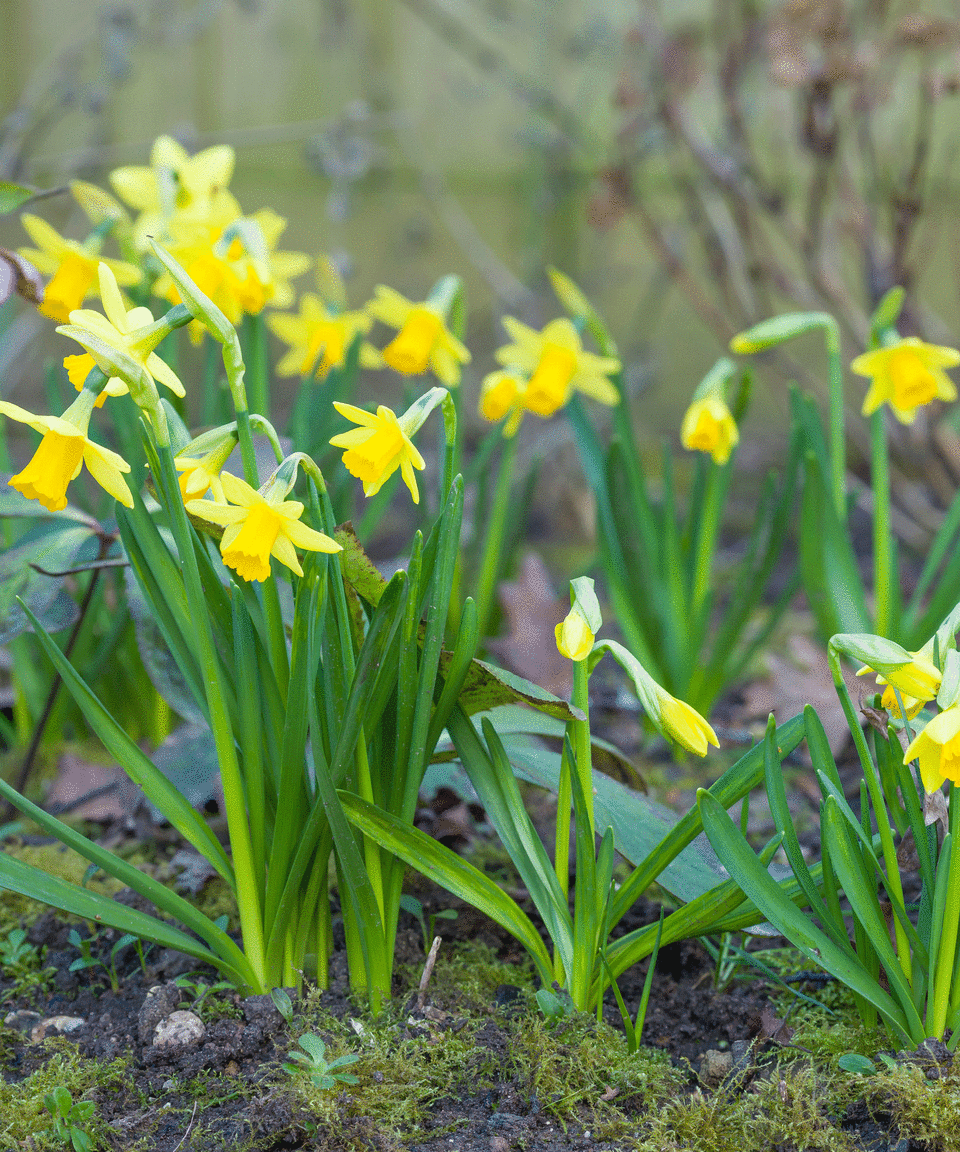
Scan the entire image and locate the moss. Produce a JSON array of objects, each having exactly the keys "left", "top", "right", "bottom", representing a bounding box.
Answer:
[
  {"left": 395, "top": 939, "right": 536, "bottom": 1012},
  {"left": 0, "top": 1044, "right": 134, "bottom": 1151}
]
